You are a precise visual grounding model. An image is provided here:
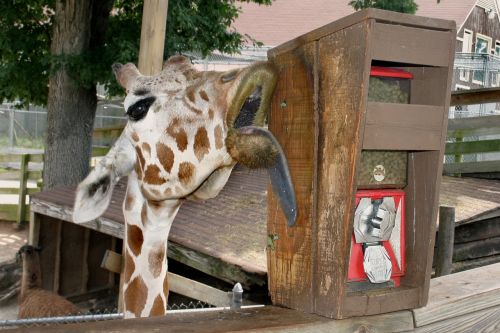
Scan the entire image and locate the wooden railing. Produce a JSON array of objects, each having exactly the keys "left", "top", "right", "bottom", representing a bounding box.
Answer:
[
  {"left": 444, "top": 88, "right": 500, "bottom": 175},
  {"left": 0, "top": 153, "right": 44, "bottom": 223},
  {"left": 0, "top": 126, "right": 120, "bottom": 224}
]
